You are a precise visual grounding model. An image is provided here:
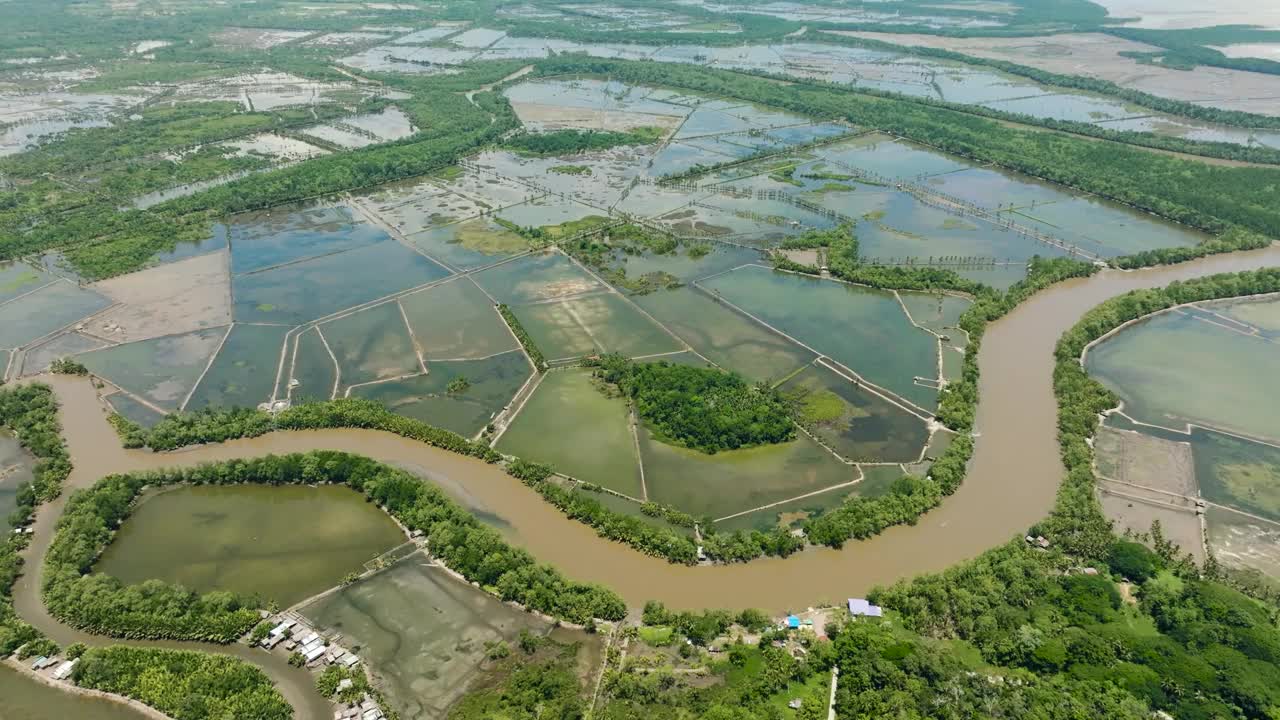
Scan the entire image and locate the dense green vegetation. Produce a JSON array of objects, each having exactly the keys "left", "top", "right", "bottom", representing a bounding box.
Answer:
[
  {"left": 498, "top": 303, "right": 549, "bottom": 371},
  {"left": 447, "top": 635, "right": 587, "bottom": 720},
  {"left": 1112, "top": 226, "right": 1272, "bottom": 269},
  {"left": 1108, "top": 26, "right": 1280, "bottom": 77},
  {"left": 856, "top": 267, "right": 1280, "bottom": 720},
  {"left": 43, "top": 449, "right": 625, "bottom": 640},
  {"left": 0, "top": 388, "right": 62, "bottom": 658},
  {"left": 74, "top": 646, "right": 291, "bottom": 720},
  {"left": 590, "top": 354, "right": 795, "bottom": 454},
  {"left": 0, "top": 384, "right": 70, "bottom": 528},
  {"left": 503, "top": 127, "right": 663, "bottom": 157}
]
